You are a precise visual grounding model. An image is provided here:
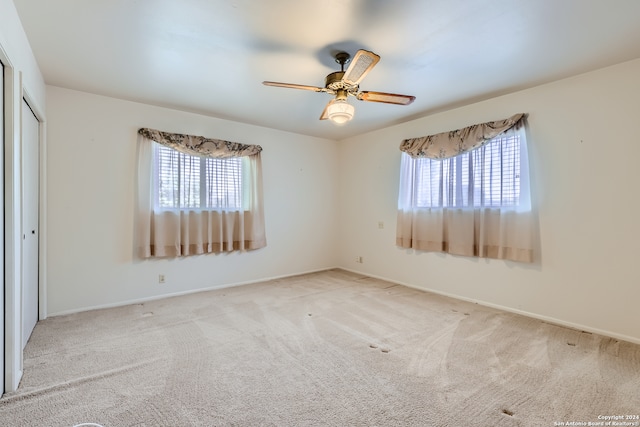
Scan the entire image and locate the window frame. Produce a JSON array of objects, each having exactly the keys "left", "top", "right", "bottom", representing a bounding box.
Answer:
[{"left": 151, "top": 142, "right": 246, "bottom": 212}]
